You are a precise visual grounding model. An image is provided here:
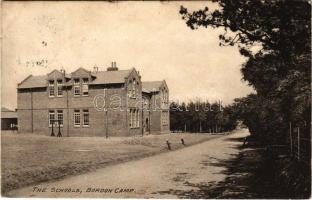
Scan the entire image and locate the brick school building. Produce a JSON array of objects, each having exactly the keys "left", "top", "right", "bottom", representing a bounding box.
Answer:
[{"left": 17, "top": 63, "right": 169, "bottom": 137}]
